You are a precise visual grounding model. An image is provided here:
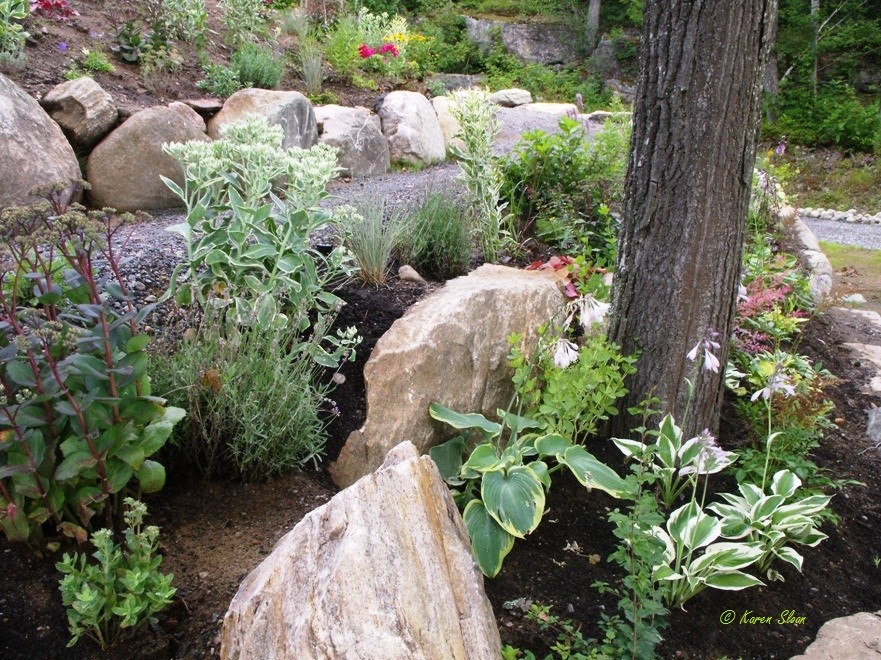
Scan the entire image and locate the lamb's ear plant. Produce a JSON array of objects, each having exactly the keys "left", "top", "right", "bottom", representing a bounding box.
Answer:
[
  {"left": 429, "top": 402, "right": 633, "bottom": 577},
  {"left": 56, "top": 498, "right": 176, "bottom": 650},
  {"left": 448, "top": 88, "right": 510, "bottom": 262},
  {"left": 0, "top": 181, "right": 184, "bottom": 545}
]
